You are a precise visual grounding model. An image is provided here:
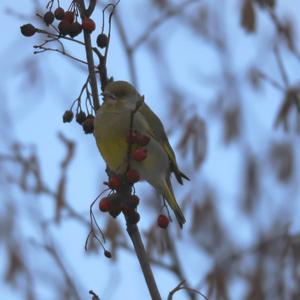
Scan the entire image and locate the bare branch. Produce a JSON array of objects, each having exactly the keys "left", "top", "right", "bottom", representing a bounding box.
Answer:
[
  {"left": 168, "top": 280, "right": 208, "bottom": 300},
  {"left": 132, "top": 0, "right": 200, "bottom": 50},
  {"left": 126, "top": 223, "right": 162, "bottom": 300}
]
